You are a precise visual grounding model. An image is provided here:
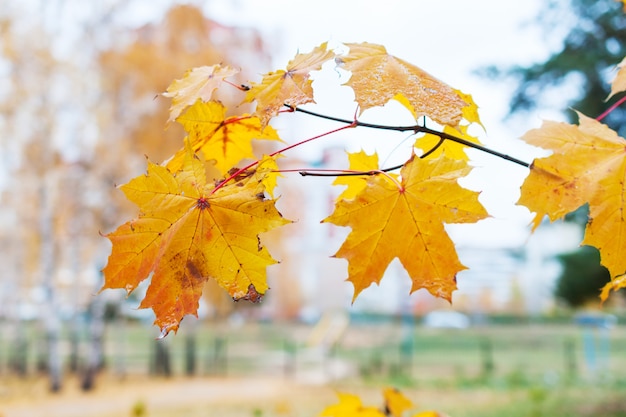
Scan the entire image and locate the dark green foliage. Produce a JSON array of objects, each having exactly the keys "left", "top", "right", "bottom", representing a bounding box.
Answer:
[
  {"left": 484, "top": 0, "right": 626, "bottom": 305},
  {"left": 483, "top": 0, "right": 626, "bottom": 134},
  {"left": 555, "top": 245, "right": 611, "bottom": 307}
]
